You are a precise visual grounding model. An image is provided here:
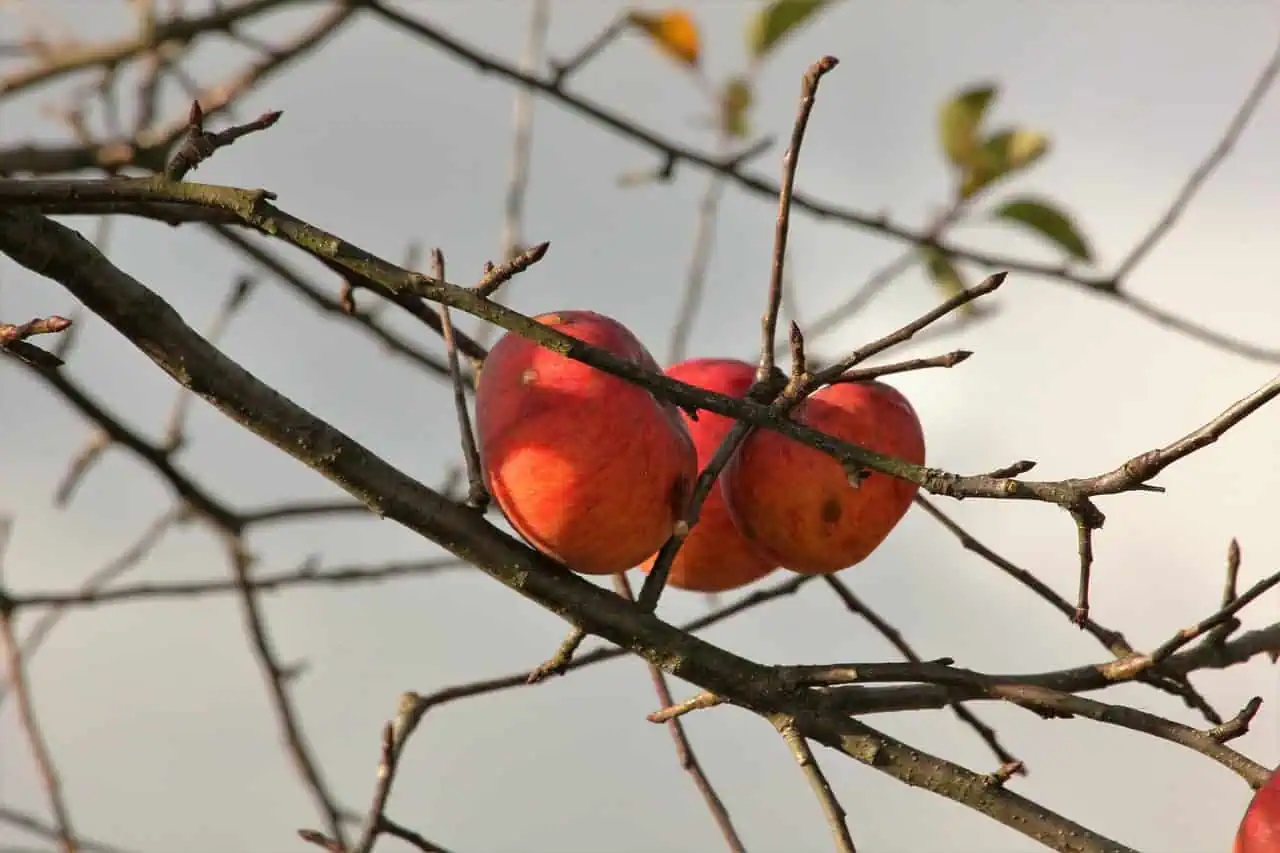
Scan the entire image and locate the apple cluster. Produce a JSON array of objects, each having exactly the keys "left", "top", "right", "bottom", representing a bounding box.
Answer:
[{"left": 474, "top": 310, "right": 926, "bottom": 593}]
